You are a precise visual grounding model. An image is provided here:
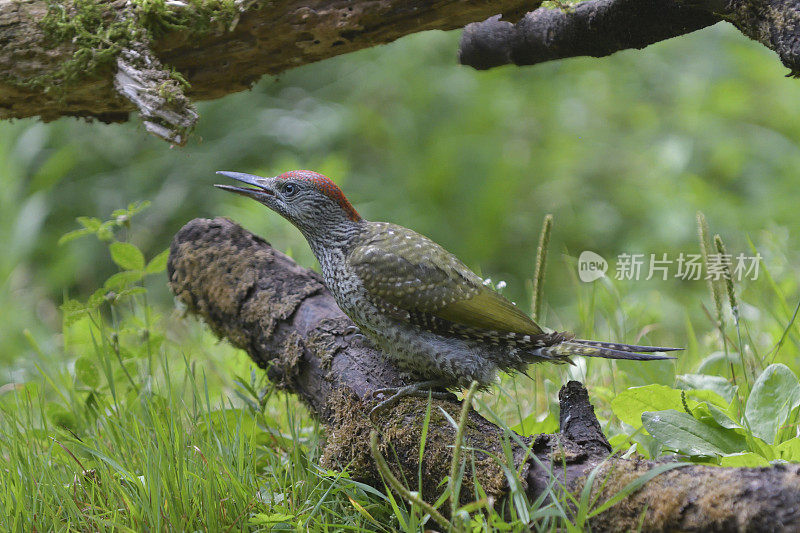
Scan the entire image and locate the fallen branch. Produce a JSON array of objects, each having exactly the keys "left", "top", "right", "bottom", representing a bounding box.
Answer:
[
  {"left": 168, "top": 217, "right": 800, "bottom": 530},
  {"left": 459, "top": 0, "right": 800, "bottom": 77}
]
